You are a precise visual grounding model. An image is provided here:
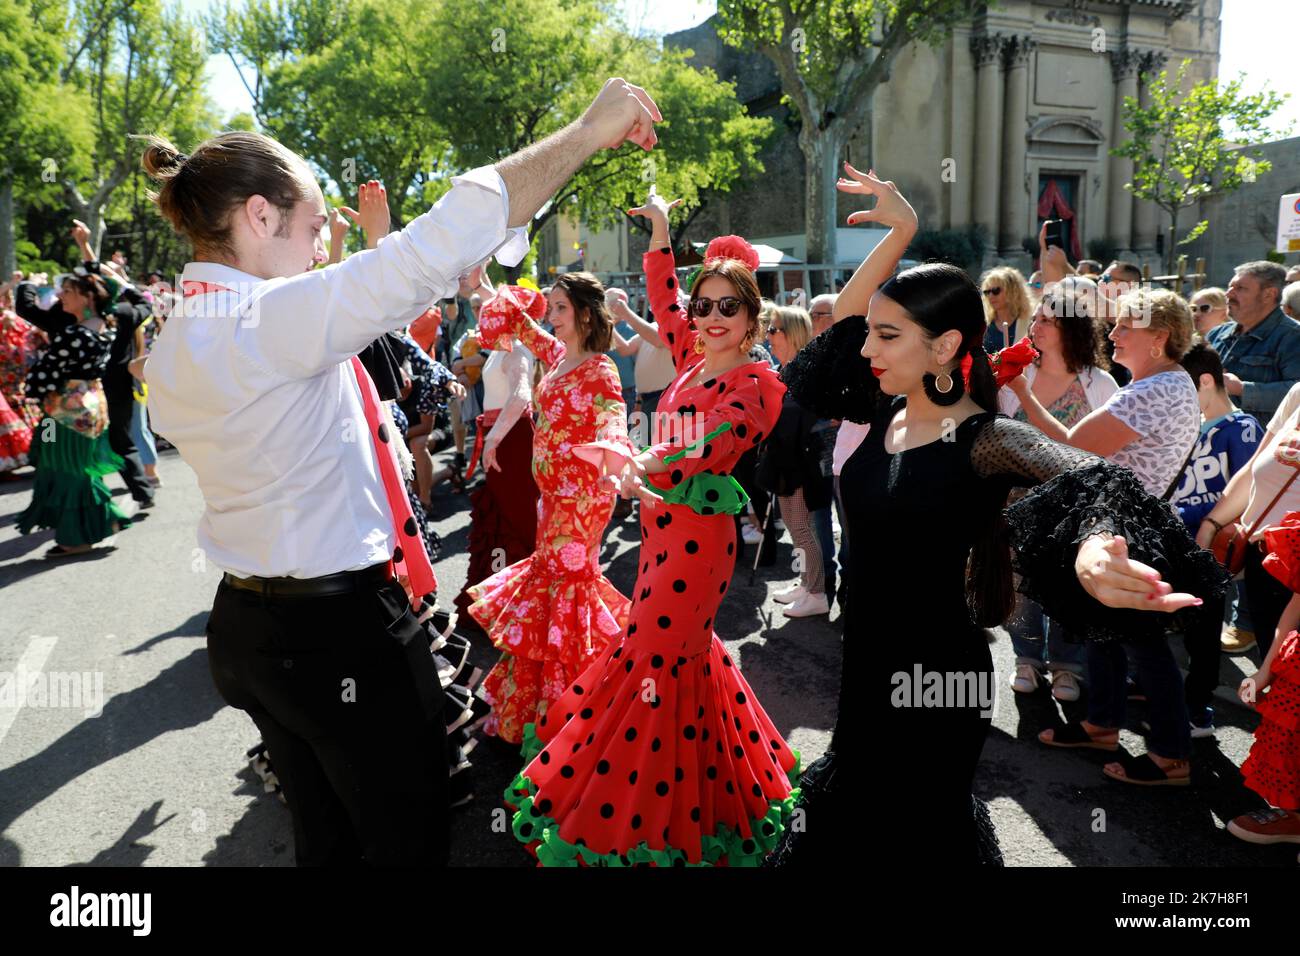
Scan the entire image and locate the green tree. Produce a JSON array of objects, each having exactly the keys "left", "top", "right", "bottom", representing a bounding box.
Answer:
[
  {"left": 61, "top": 0, "right": 215, "bottom": 255},
  {"left": 0, "top": 0, "right": 92, "bottom": 273},
  {"left": 211, "top": 0, "right": 770, "bottom": 271},
  {"left": 1112, "top": 60, "right": 1290, "bottom": 274},
  {"left": 716, "top": 0, "right": 983, "bottom": 286}
]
